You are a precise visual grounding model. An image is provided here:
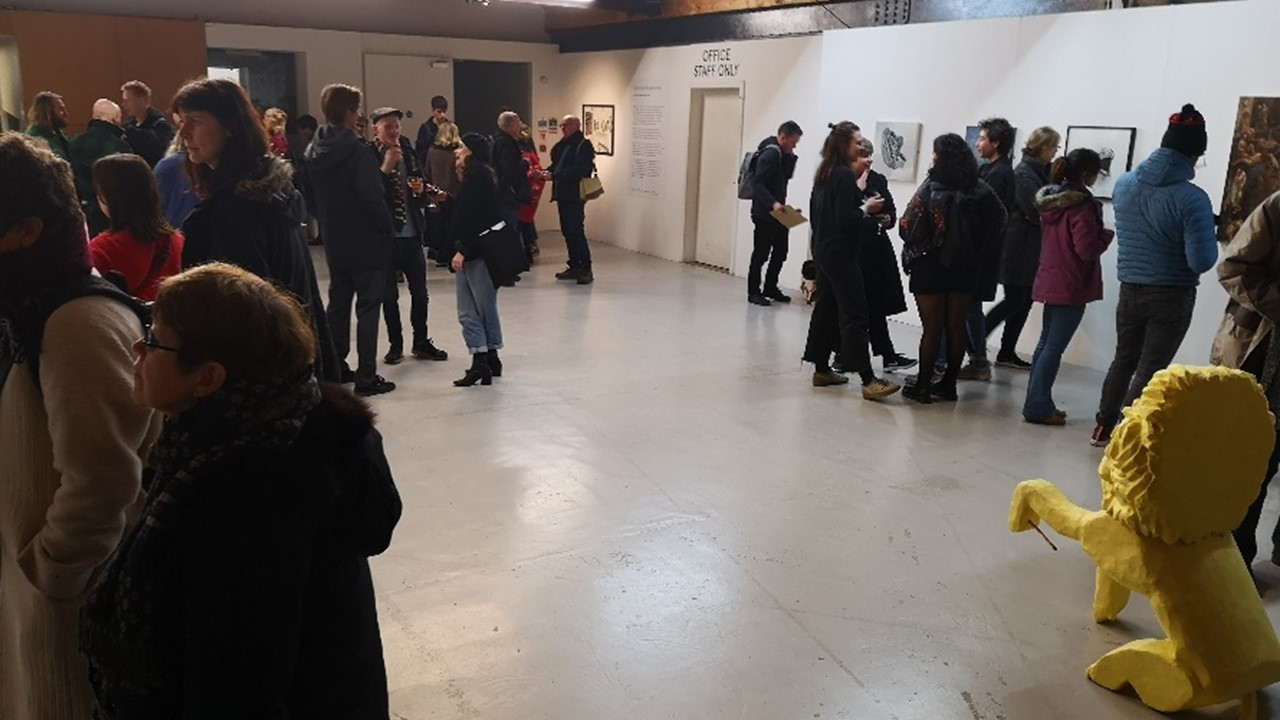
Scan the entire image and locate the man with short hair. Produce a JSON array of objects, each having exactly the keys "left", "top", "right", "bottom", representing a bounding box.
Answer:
[
  {"left": 0, "top": 132, "right": 159, "bottom": 720},
  {"left": 370, "top": 107, "right": 448, "bottom": 366},
  {"left": 70, "top": 99, "right": 132, "bottom": 235},
  {"left": 24, "top": 91, "right": 72, "bottom": 161},
  {"left": 305, "top": 84, "right": 397, "bottom": 397},
  {"left": 955, "top": 117, "right": 1016, "bottom": 381},
  {"left": 492, "top": 111, "right": 531, "bottom": 239},
  {"left": 747, "top": 120, "right": 803, "bottom": 306},
  {"left": 546, "top": 114, "right": 597, "bottom": 285},
  {"left": 415, "top": 95, "right": 450, "bottom": 165},
  {"left": 120, "top": 80, "right": 175, "bottom": 168},
  {"left": 1090, "top": 103, "right": 1218, "bottom": 447}
]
